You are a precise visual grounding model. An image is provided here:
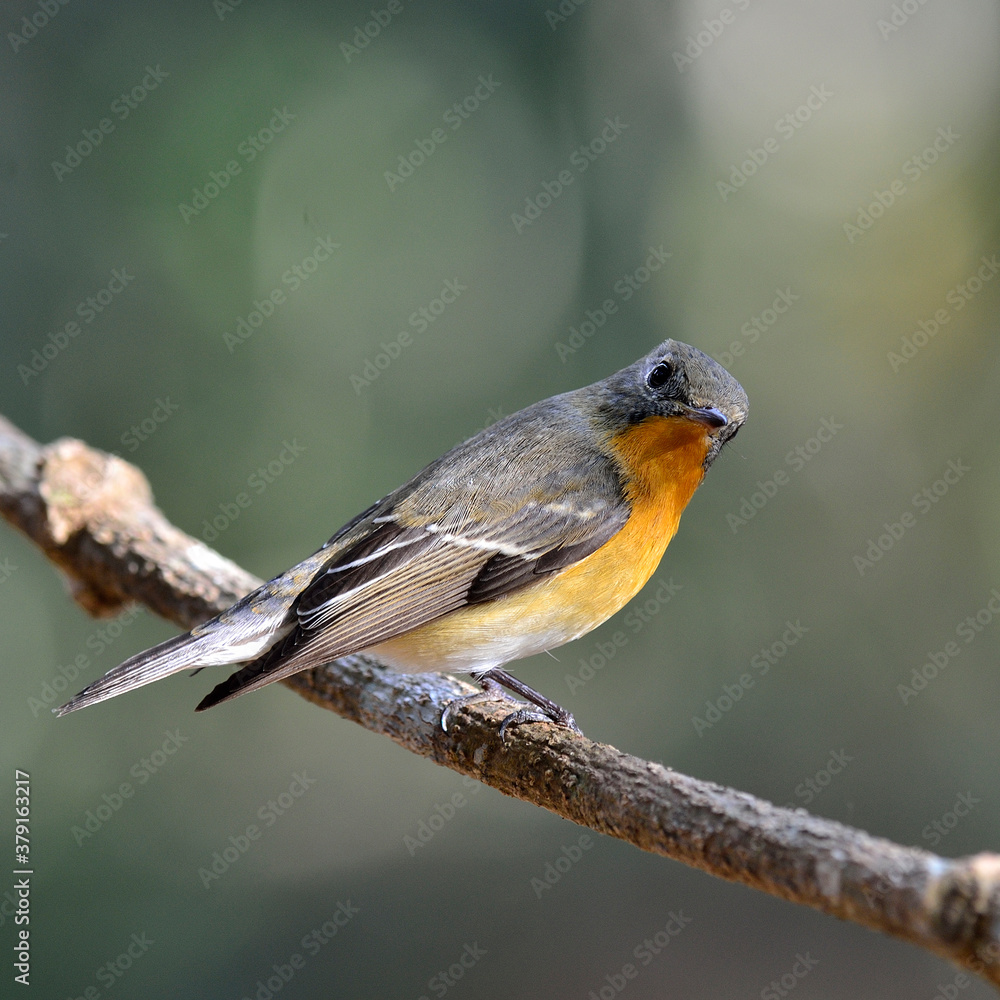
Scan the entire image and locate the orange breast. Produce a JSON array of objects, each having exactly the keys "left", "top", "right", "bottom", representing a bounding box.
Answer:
[
  {"left": 540, "top": 414, "right": 711, "bottom": 627},
  {"left": 370, "top": 415, "right": 713, "bottom": 673}
]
